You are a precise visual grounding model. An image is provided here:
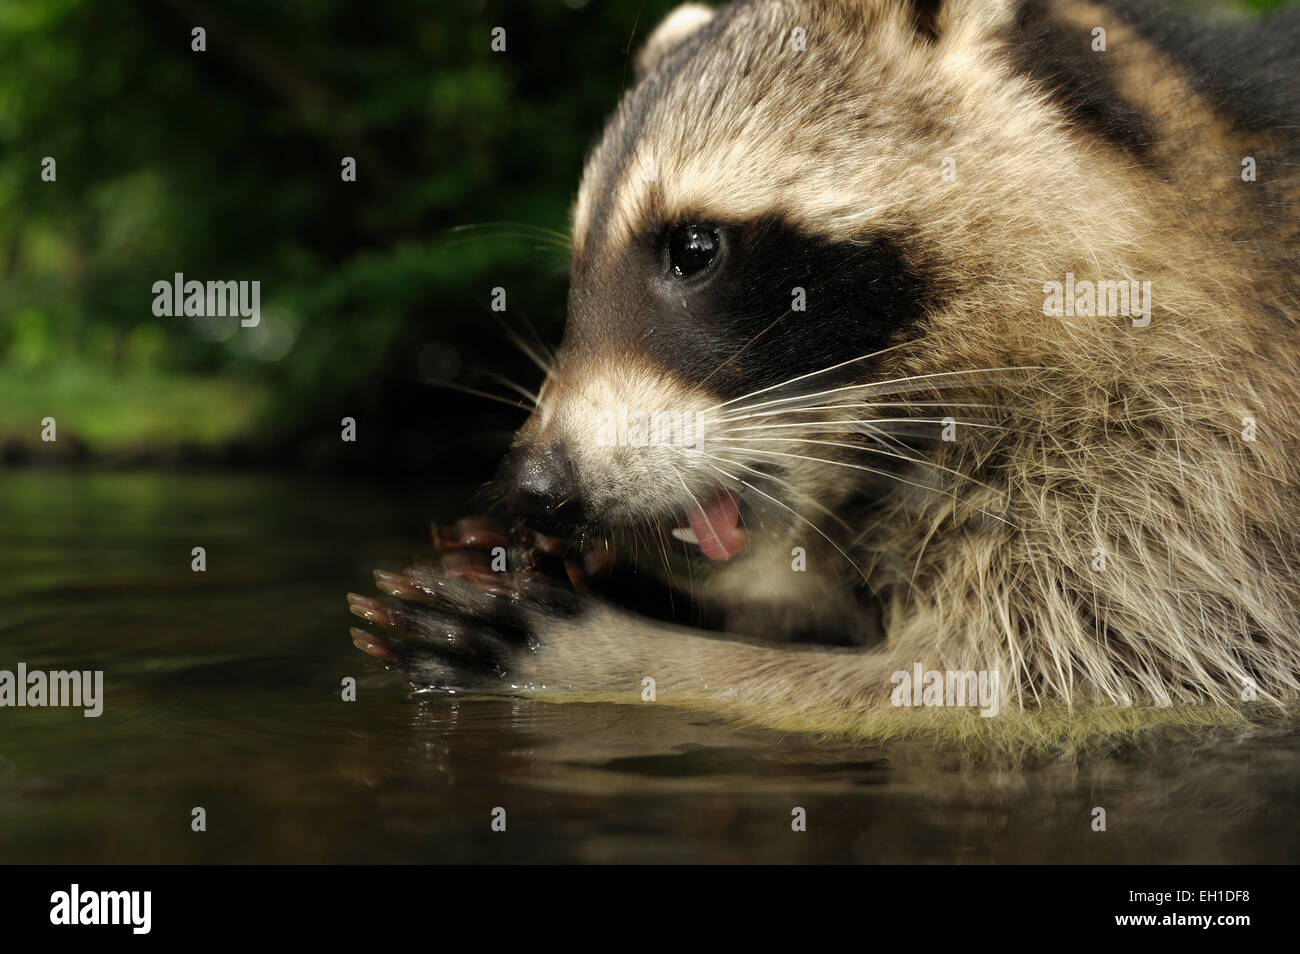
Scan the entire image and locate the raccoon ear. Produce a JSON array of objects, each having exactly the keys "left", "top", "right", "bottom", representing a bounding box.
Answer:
[{"left": 635, "top": 4, "right": 715, "bottom": 79}]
